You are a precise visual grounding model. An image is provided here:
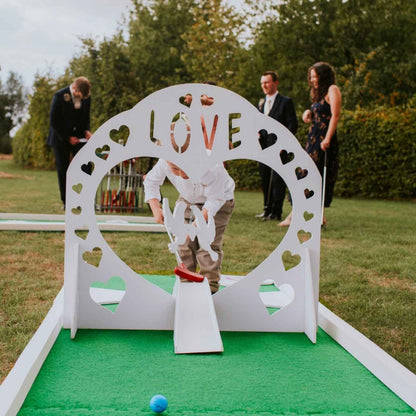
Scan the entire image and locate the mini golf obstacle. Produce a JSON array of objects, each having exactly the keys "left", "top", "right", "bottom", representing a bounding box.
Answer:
[
  {"left": 1, "top": 84, "right": 415, "bottom": 415},
  {"left": 63, "top": 83, "right": 322, "bottom": 349}
]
